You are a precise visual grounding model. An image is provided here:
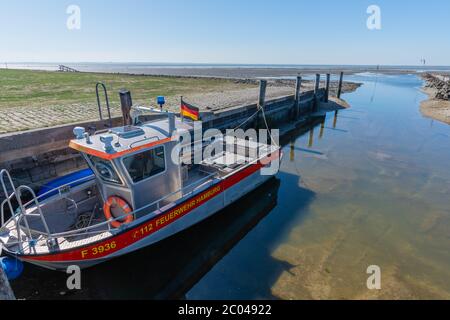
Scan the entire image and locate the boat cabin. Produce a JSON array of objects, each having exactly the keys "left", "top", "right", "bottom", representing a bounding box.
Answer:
[
  {"left": 69, "top": 115, "right": 192, "bottom": 217},
  {"left": 0, "top": 105, "right": 279, "bottom": 267}
]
